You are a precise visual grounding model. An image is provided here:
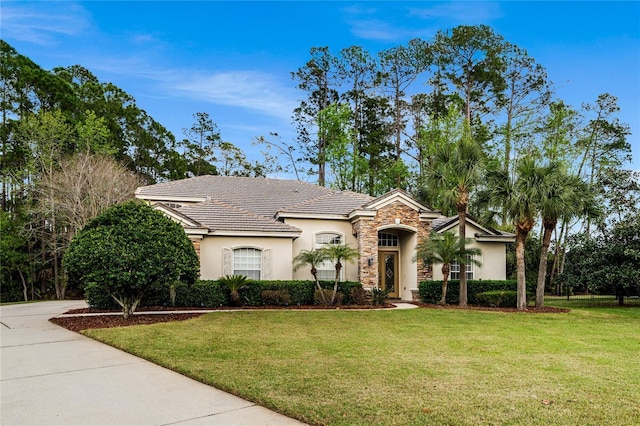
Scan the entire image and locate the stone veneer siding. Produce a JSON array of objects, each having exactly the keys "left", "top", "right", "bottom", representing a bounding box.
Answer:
[
  {"left": 352, "top": 201, "right": 433, "bottom": 290},
  {"left": 190, "top": 237, "right": 201, "bottom": 259}
]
